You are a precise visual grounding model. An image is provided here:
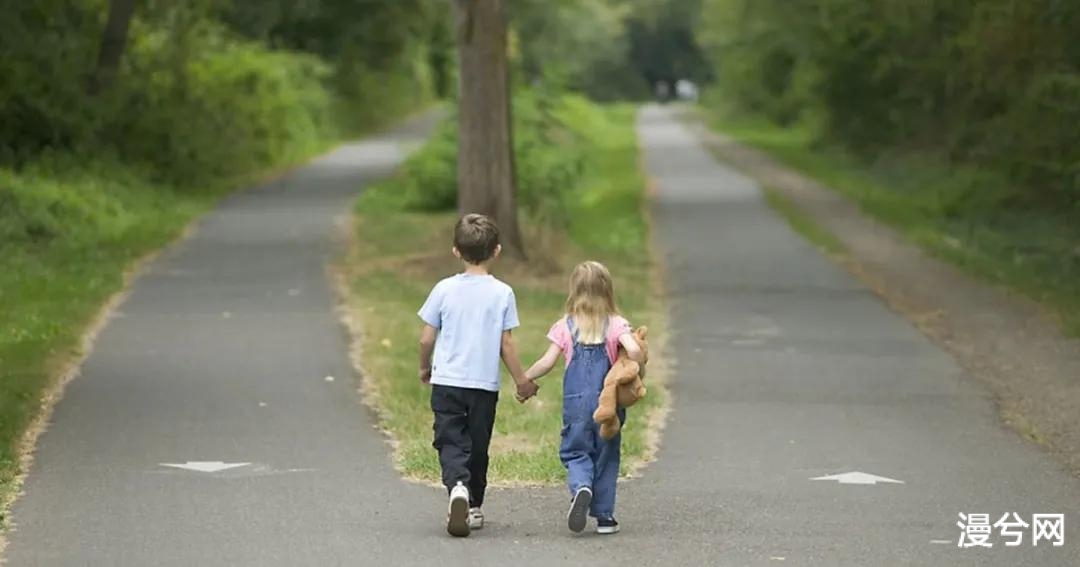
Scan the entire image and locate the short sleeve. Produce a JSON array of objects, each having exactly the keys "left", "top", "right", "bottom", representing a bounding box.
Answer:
[
  {"left": 611, "top": 316, "right": 631, "bottom": 338},
  {"left": 547, "top": 318, "right": 571, "bottom": 351},
  {"left": 605, "top": 316, "right": 633, "bottom": 363},
  {"left": 608, "top": 315, "right": 632, "bottom": 345},
  {"left": 502, "top": 290, "right": 520, "bottom": 331},
  {"left": 417, "top": 284, "right": 443, "bottom": 328}
]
